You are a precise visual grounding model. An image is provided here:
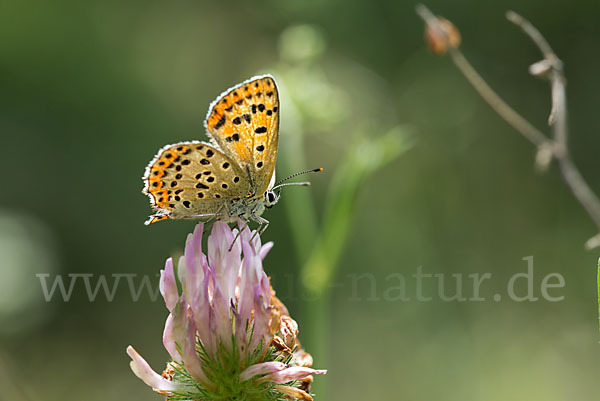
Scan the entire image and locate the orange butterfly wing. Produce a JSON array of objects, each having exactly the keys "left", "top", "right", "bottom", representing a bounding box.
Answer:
[{"left": 204, "top": 75, "right": 279, "bottom": 196}]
